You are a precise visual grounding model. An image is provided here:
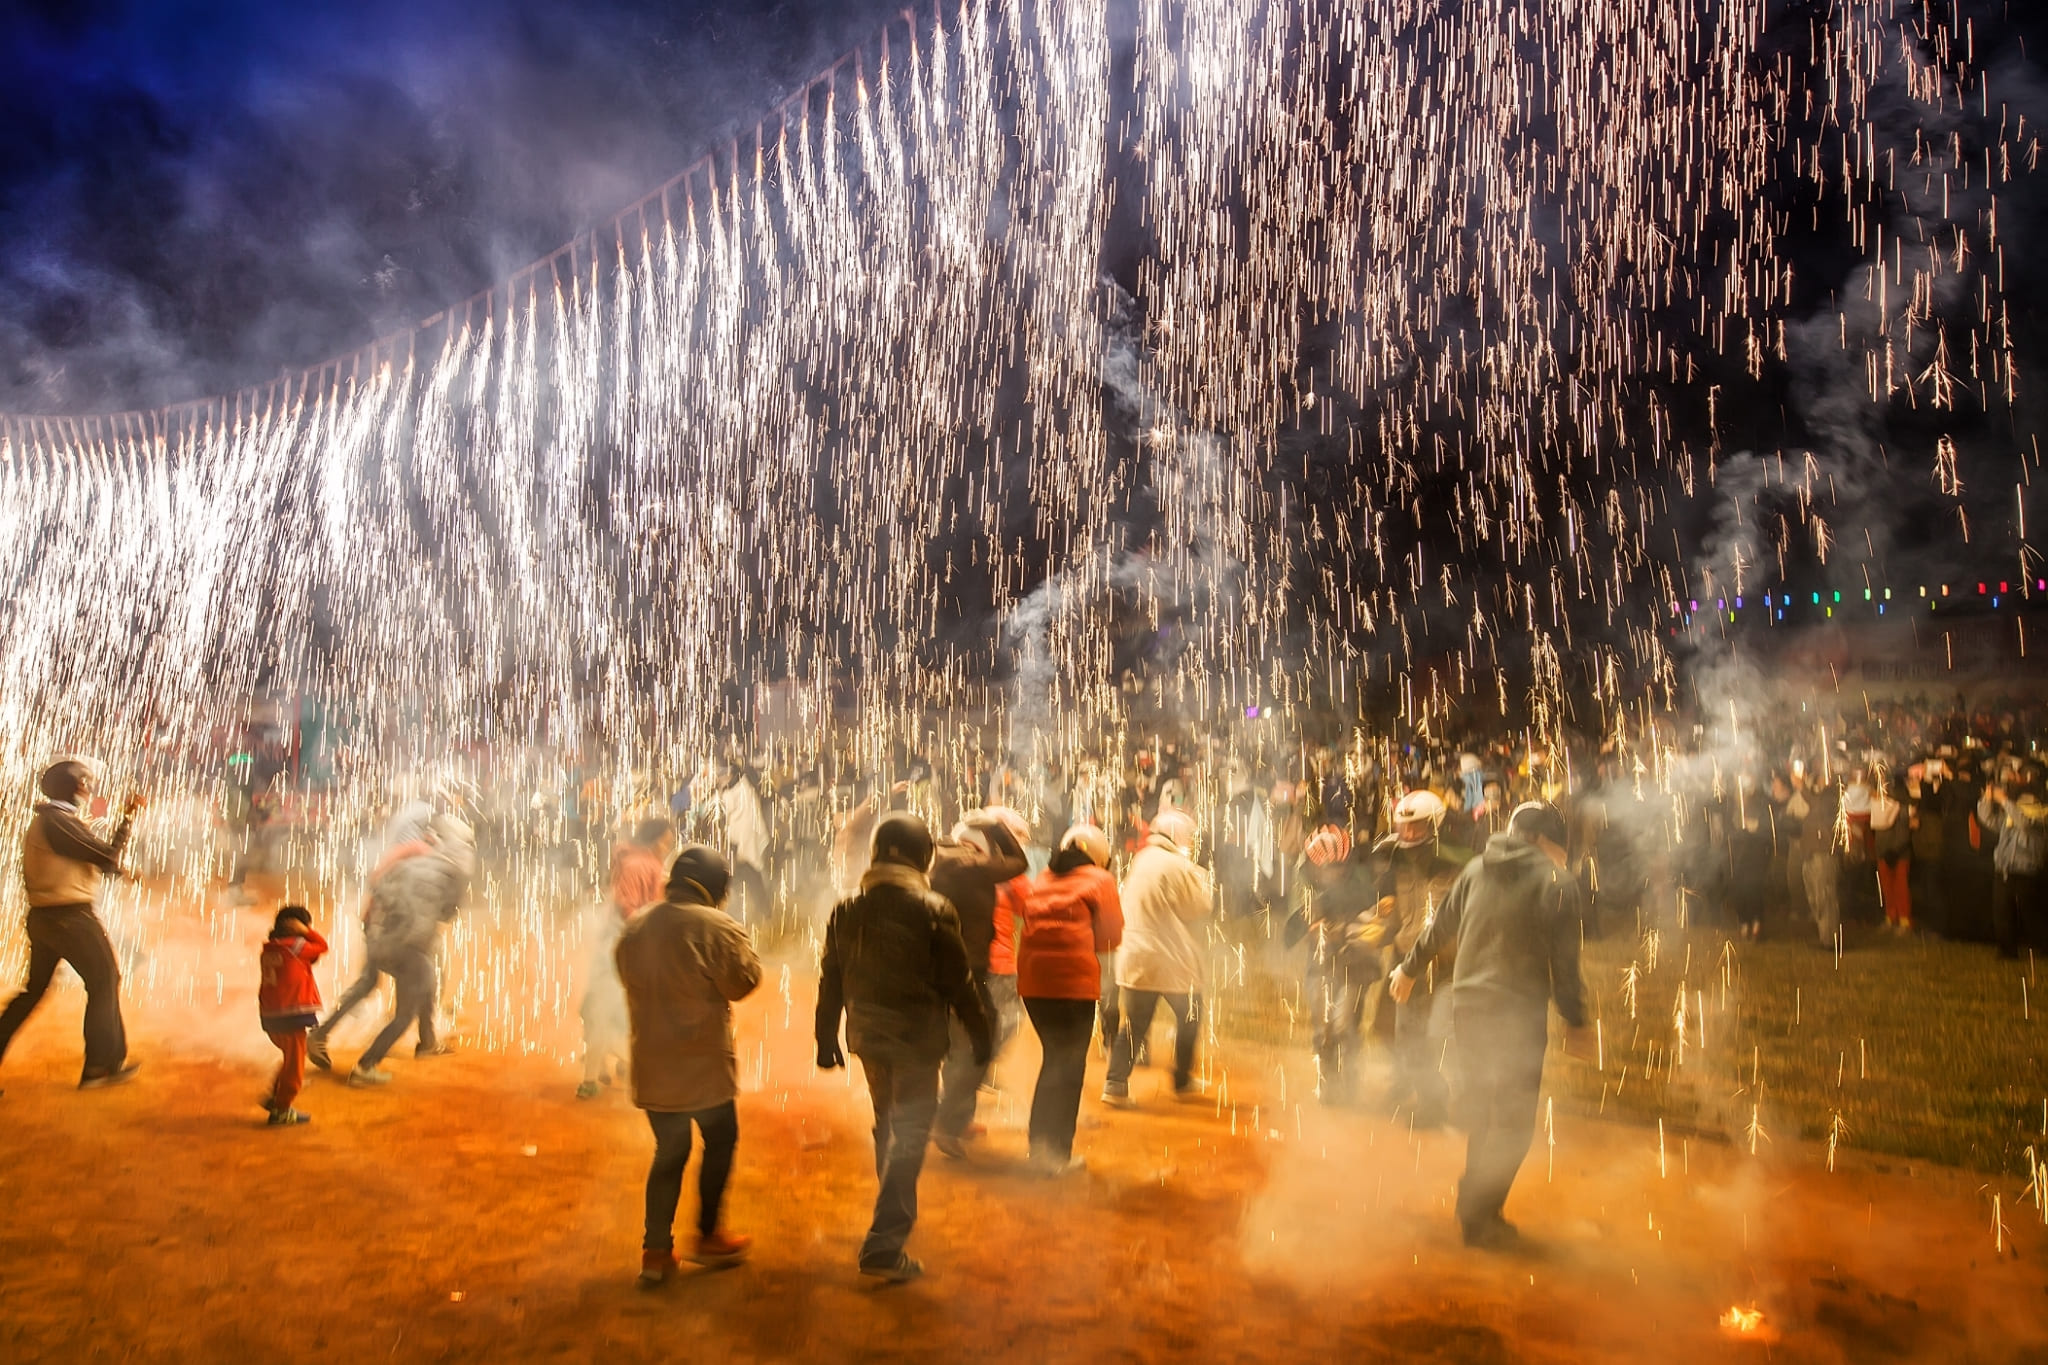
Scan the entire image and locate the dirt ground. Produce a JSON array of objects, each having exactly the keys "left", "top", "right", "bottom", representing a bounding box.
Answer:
[{"left": 1, "top": 900, "right": 2045, "bottom": 1364}]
